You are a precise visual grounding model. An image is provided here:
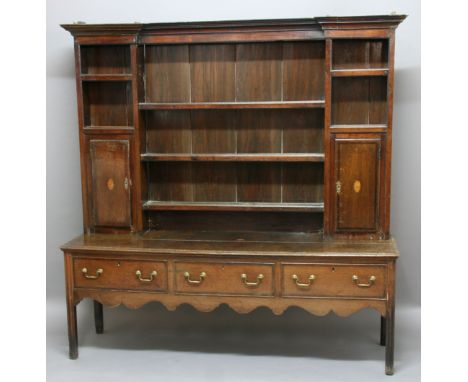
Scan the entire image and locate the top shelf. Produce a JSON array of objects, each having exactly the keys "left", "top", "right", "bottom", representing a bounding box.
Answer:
[{"left": 139, "top": 101, "right": 325, "bottom": 110}]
